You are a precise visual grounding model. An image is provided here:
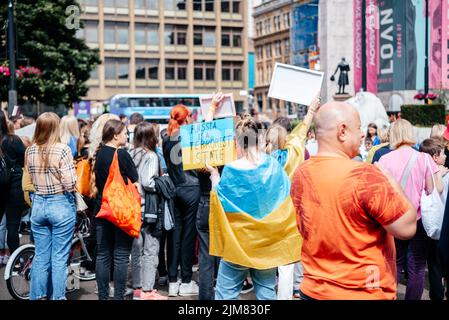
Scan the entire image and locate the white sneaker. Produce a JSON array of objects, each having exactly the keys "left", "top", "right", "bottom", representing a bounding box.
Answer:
[
  {"left": 179, "top": 280, "right": 199, "bottom": 296},
  {"left": 168, "top": 280, "right": 181, "bottom": 297},
  {"left": 2, "top": 255, "right": 9, "bottom": 265},
  {"left": 109, "top": 286, "right": 114, "bottom": 298}
]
